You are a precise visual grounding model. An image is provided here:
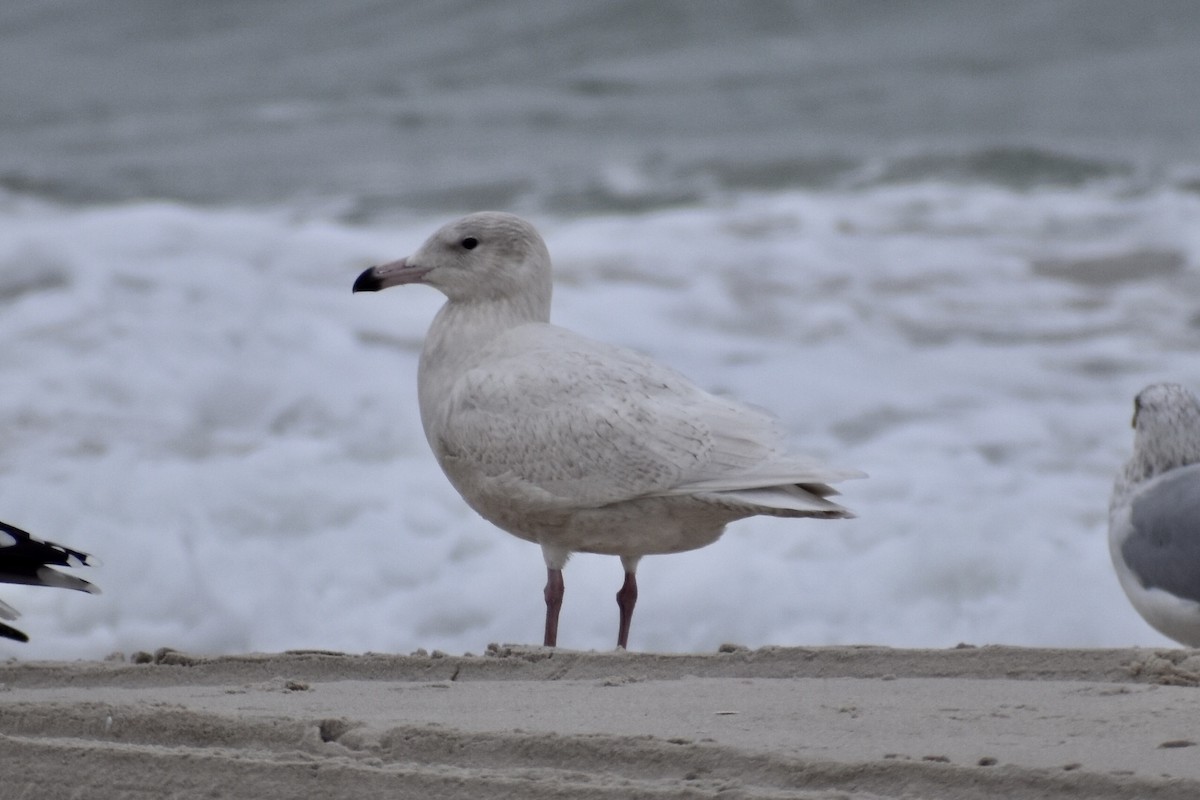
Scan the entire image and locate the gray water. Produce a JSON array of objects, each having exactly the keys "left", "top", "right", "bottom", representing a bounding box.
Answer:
[{"left": 3, "top": 0, "right": 1199, "bottom": 216}]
